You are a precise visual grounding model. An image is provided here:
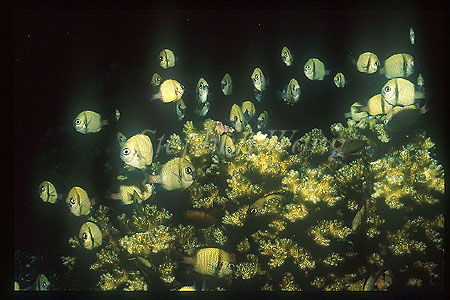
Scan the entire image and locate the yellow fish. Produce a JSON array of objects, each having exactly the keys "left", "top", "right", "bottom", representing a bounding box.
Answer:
[
  {"left": 379, "top": 53, "right": 415, "bottom": 78},
  {"left": 248, "top": 193, "right": 284, "bottom": 217},
  {"left": 79, "top": 221, "right": 102, "bottom": 250},
  {"left": 229, "top": 104, "right": 246, "bottom": 133},
  {"left": 109, "top": 181, "right": 154, "bottom": 205},
  {"left": 256, "top": 111, "right": 268, "bottom": 130},
  {"left": 120, "top": 134, "right": 153, "bottom": 169},
  {"left": 333, "top": 73, "right": 346, "bottom": 88},
  {"left": 352, "top": 205, "right": 365, "bottom": 232},
  {"left": 241, "top": 100, "right": 256, "bottom": 122},
  {"left": 182, "top": 248, "right": 236, "bottom": 278},
  {"left": 152, "top": 79, "right": 185, "bottom": 103},
  {"left": 381, "top": 78, "right": 424, "bottom": 106},
  {"left": 281, "top": 46, "right": 294, "bottom": 66},
  {"left": 410, "top": 27, "right": 415, "bottom": 45},
  {"left": 38, "top": 181, "right": 61, "bottom": 204},
  {"left": 251, "top": 67, "right": 266, "bottom": 92},
  {"left": 416, "top": 73, "right": 424, "bottom": 91},
  {"left": 66, "top": 186, "right": 93, "bottom": 216},
  {"left": 151, "top": 72, "right": 162, "bottom": 87},
  {"left": 145, "top": 157, "right": 196, "bottom": 190},
  {"left": 196, "top": 78, "right": 209, "bottom": 104},
  {"left": 358, "top": 94, "right": 394, "bottom": 116},
  {"left": 219, "top": 134, "right": 236, "bottom": 159},
  {"left": 175, "top": 98, "right": 186, "bottom": 121},
  {"left": 115, "top": 109, "right": 120, "bottom": 121},
  {"left": 355, "top": 52, "right": 380, "bottom": 74},
  {"left": 344, "top": 102, "right": 368, "bottom": 121},
  {"left": 30, "top": 274, "right": 51, "bottom": 291},
  {"left": 73, "top": 110, "right": 109, "bottom": 134},
  {"left": 158, "top": 49, "right": 176, "bottom": 69},
  {"left": 221, "top": 73, "right": 233, "bottom": 96},
  {"left": 194, "top": 101, "right": 210, "bottom": 117},
  {"left": 280, "top": 78, "right": 301, "bottom": 105},
  {"left": 117, "top": 131, "right": 127, "bottom": 148},
  {"left": 303, "top": 58, "right": 329, "bottom": 80}
]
